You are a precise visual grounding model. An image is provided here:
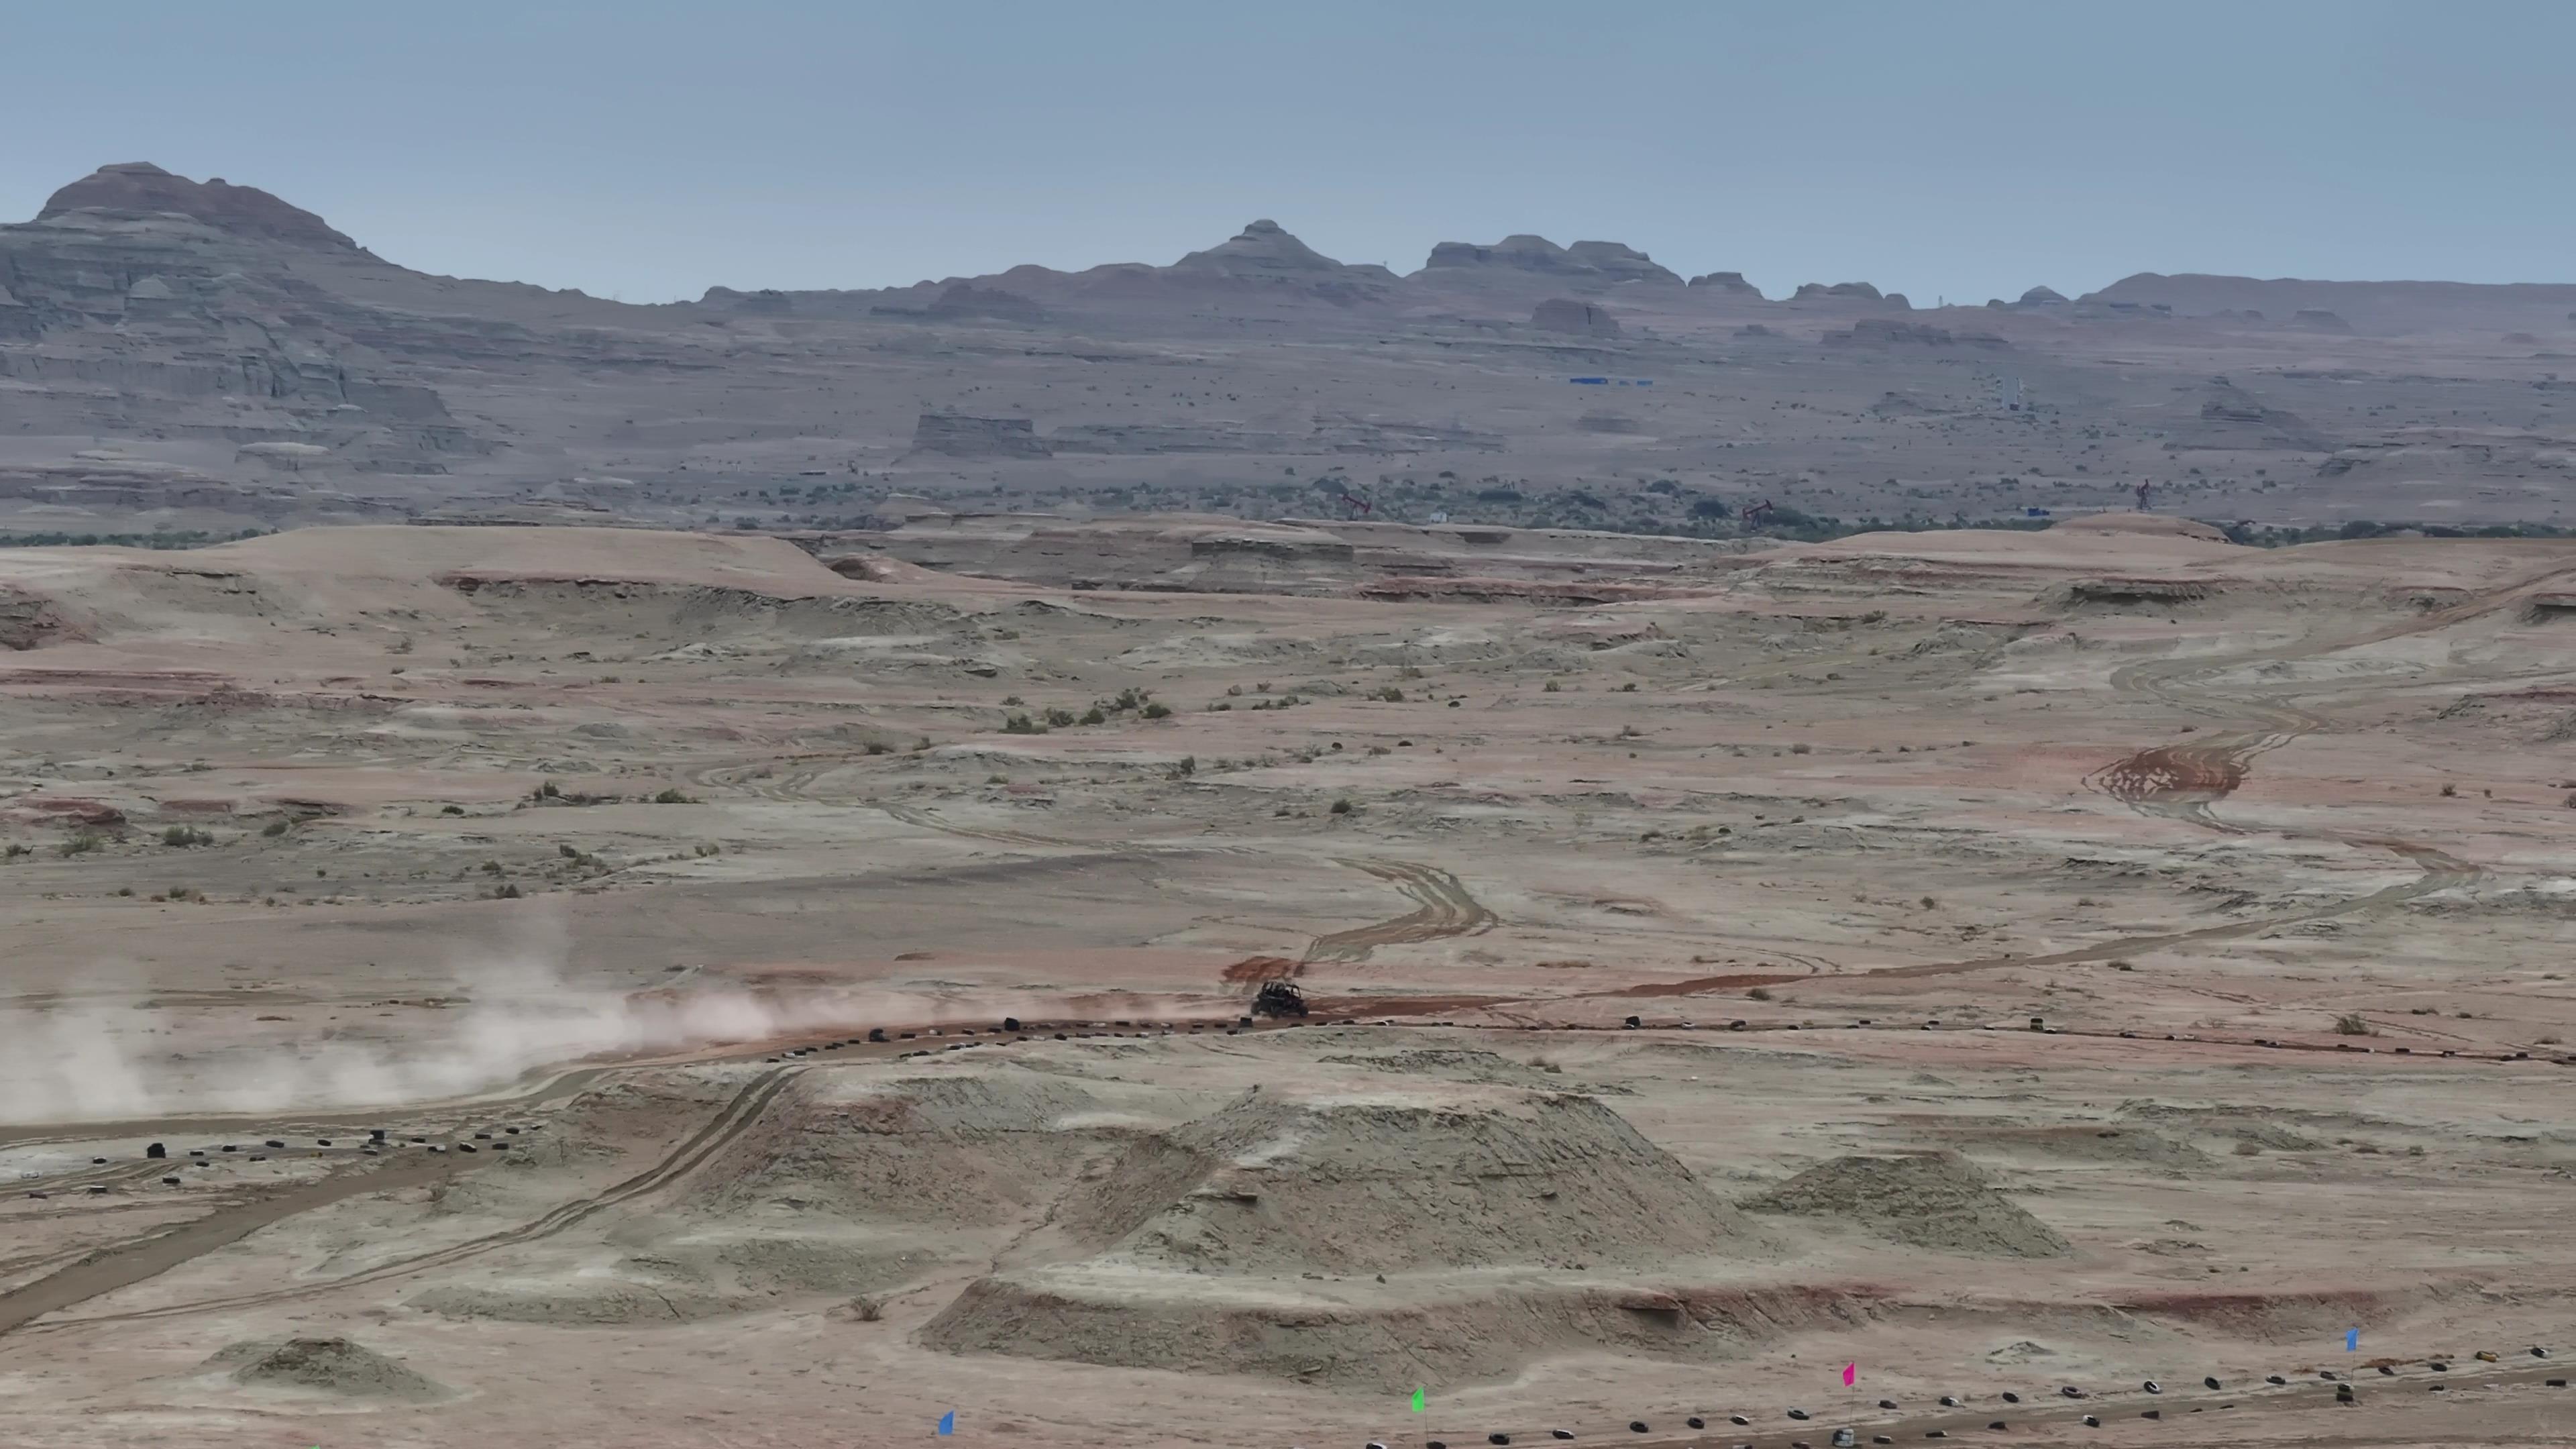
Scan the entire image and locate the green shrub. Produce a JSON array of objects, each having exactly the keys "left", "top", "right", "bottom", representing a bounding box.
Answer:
[
  {"left": 652, "top": 788, "right": 692, "bottom": 804},
  {"left": 1141, "top": 701, "right": 1171, "bottom": 719},
  {"left": 1329, "top": 798, "right": 1353, "bottom": 815},
  {"left": 161, "top": 825, "right": 214, "bottom": 848},
  {"left": 1002, "top": 713, "right": 1044, "bottom": 734}
]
